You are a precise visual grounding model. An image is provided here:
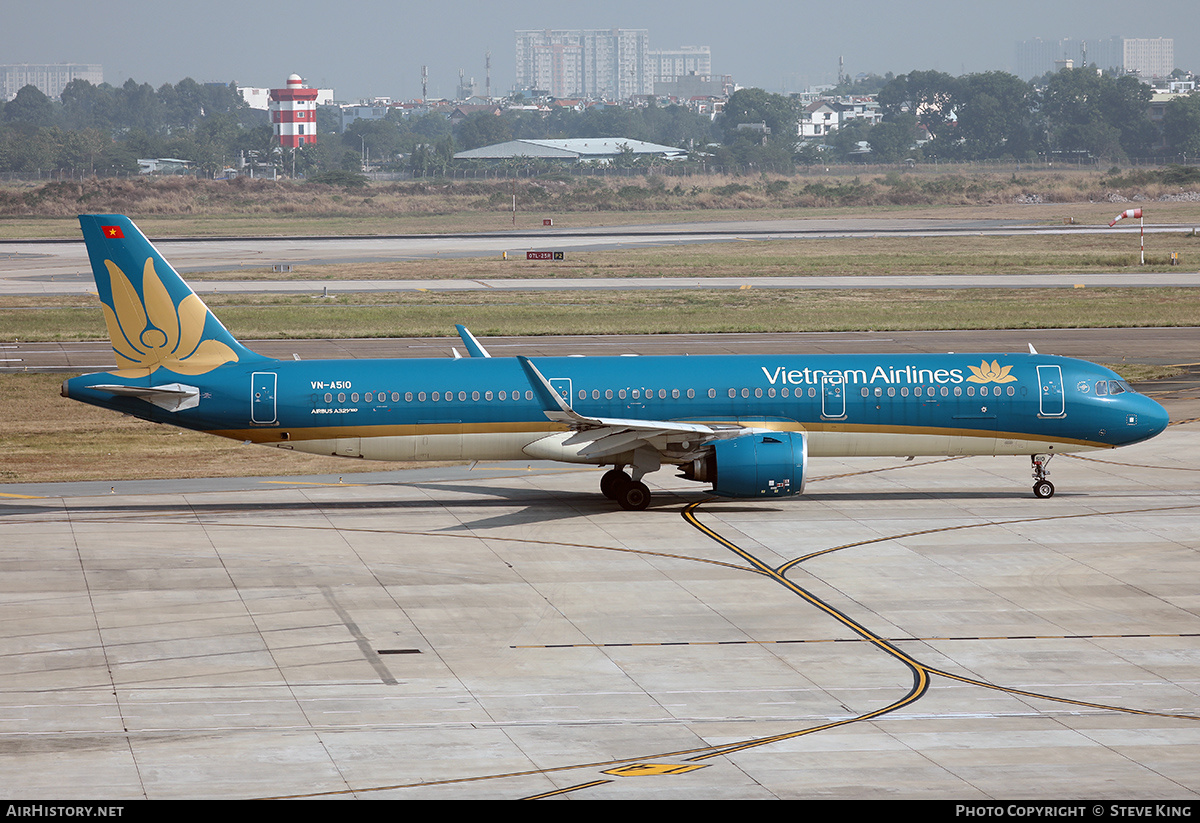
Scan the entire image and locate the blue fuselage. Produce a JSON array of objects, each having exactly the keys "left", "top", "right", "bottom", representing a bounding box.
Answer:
[{"left": 65, "top": 350, "right": 1170, "bottom": 464}]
